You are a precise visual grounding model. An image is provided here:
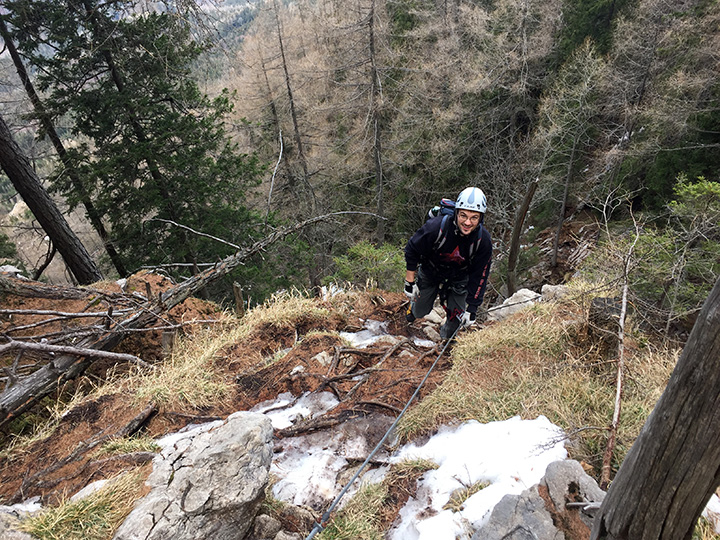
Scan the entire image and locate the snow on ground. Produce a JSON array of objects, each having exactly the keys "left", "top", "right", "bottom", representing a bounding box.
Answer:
[
  {"left": 262, "top": 405, "right": 568, "bottom": 539},
  {"left": 704, "top": 494, "right": 720, "bottom": 532},
  {"left": 250, "top": 391, "right": 340, "bottom": 430},
  {"left": 387, "top": 416, "right": 567, "bottom": 540},
  {"left": 339, "top": 319, "right": 390, "bottom": 348}
]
